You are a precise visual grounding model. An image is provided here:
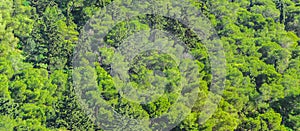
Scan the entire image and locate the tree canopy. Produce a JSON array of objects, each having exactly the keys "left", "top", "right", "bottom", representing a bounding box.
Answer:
[{"left": 0, "top": 0, "right": 300, "bottom": 130}]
